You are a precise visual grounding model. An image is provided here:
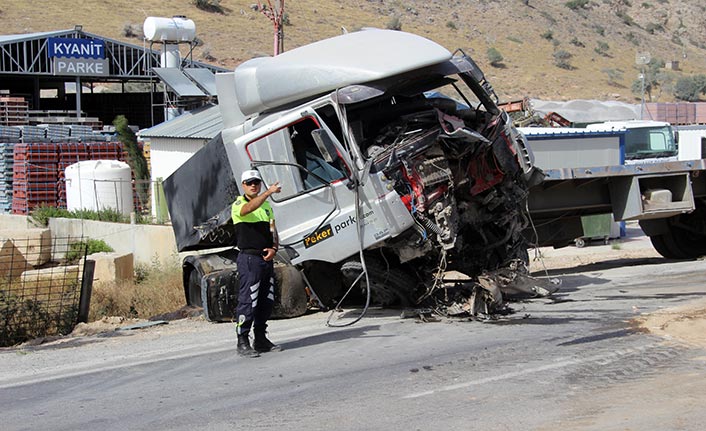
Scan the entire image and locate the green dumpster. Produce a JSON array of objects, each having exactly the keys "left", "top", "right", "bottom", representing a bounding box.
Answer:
[{"left": 577, "top": 213, "right": 613, "bottom": 247}]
